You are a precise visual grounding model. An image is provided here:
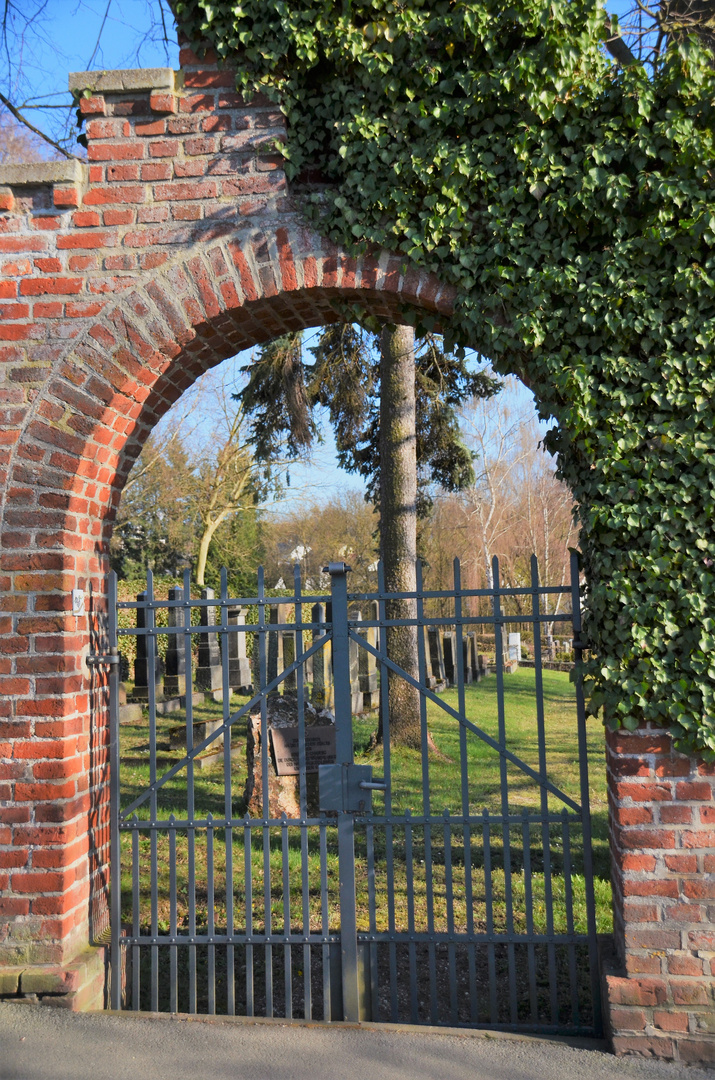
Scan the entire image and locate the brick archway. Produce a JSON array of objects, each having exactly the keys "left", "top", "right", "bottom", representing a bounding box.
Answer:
[
  {"left": 2, "top": 224, "right": 454, "bottom": 552},
  {"left": 0, "top": 59, "right": 456, "bottom": 1001}
]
